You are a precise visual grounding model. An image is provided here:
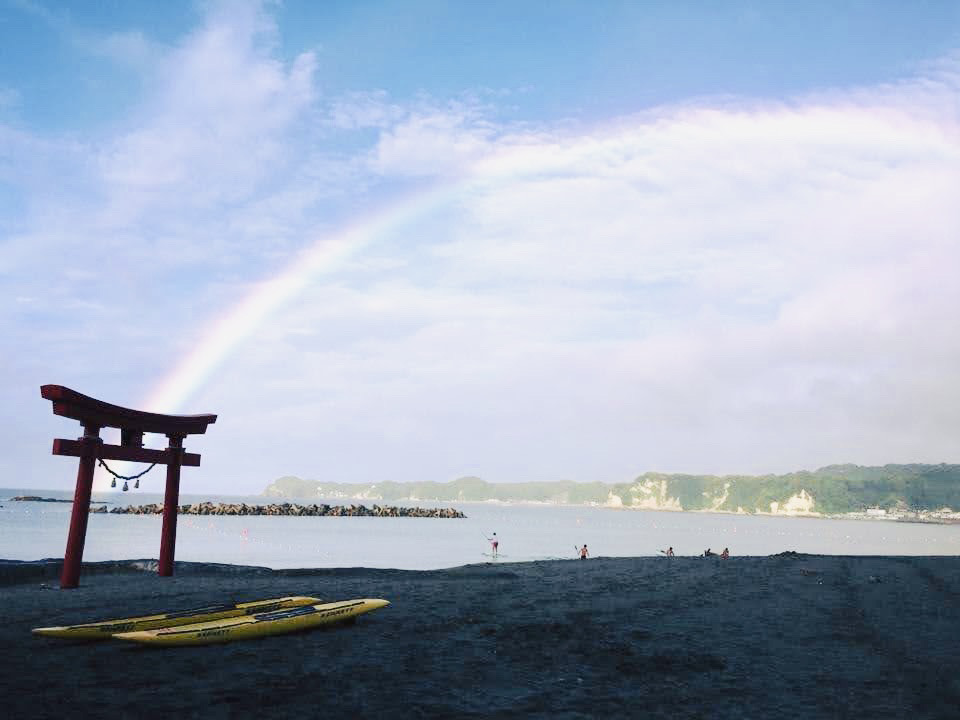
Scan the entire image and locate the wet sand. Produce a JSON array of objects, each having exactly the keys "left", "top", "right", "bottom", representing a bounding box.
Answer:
[{"left": 2, "top": 554, "right": 959, "bottom": 719}]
